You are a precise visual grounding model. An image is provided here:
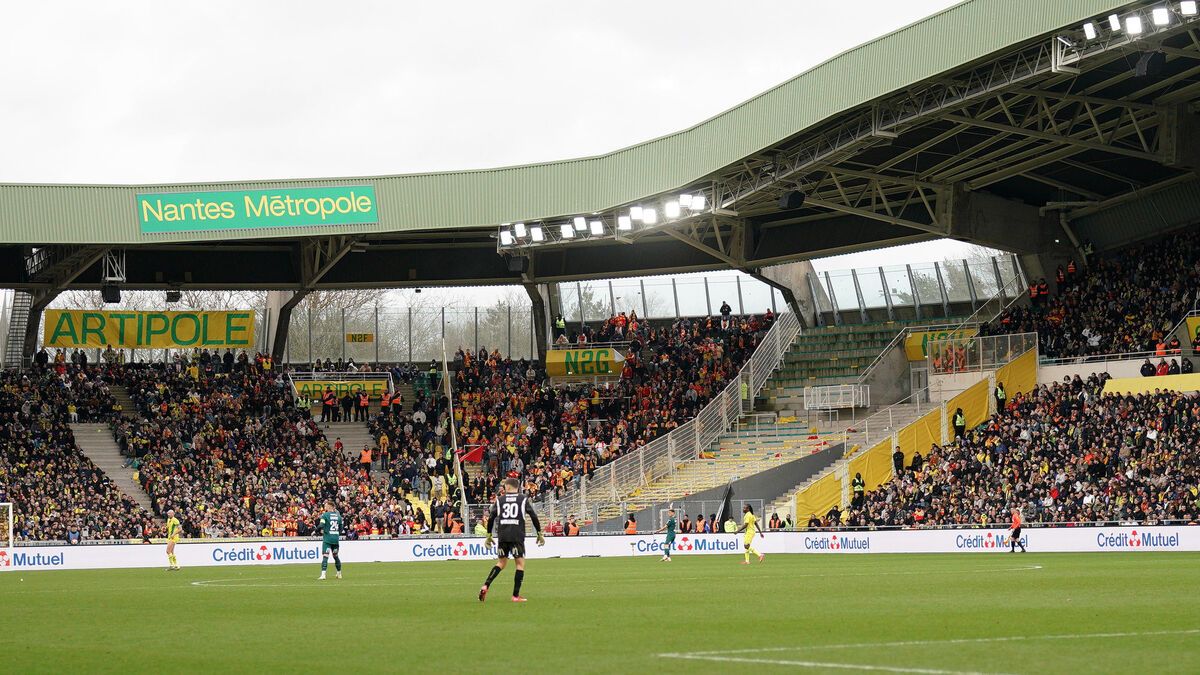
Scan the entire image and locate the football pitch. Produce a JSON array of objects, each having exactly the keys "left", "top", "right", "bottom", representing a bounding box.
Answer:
[{"left": 1, "top": 552, "right": 1197, "bottom": 674}]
